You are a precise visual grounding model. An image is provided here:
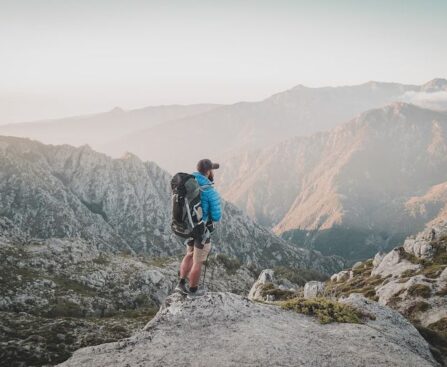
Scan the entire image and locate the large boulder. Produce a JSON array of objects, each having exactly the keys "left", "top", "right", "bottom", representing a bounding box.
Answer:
[
  {"left": 60, "top": 292, "right": 437, "bottom": 367},
  {"left": 248, "top": 269, "right": 296, "bottom": 301},
  {"left": 303, "top": 281, "right": 325, "bottom": 298},
  {"left": 371, "top": 248, "right": 420, "bottom": 277}
]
